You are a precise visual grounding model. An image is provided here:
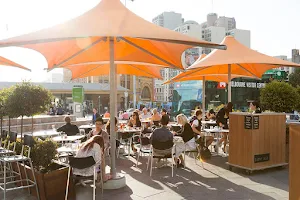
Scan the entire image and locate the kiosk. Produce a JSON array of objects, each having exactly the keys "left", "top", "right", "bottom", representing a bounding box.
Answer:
[
  {"left": 227, "top": 113, "right": 287, "bottom": 174},
  {"left": 289, "top": 123, "right": 300, "bottom": 200}
]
